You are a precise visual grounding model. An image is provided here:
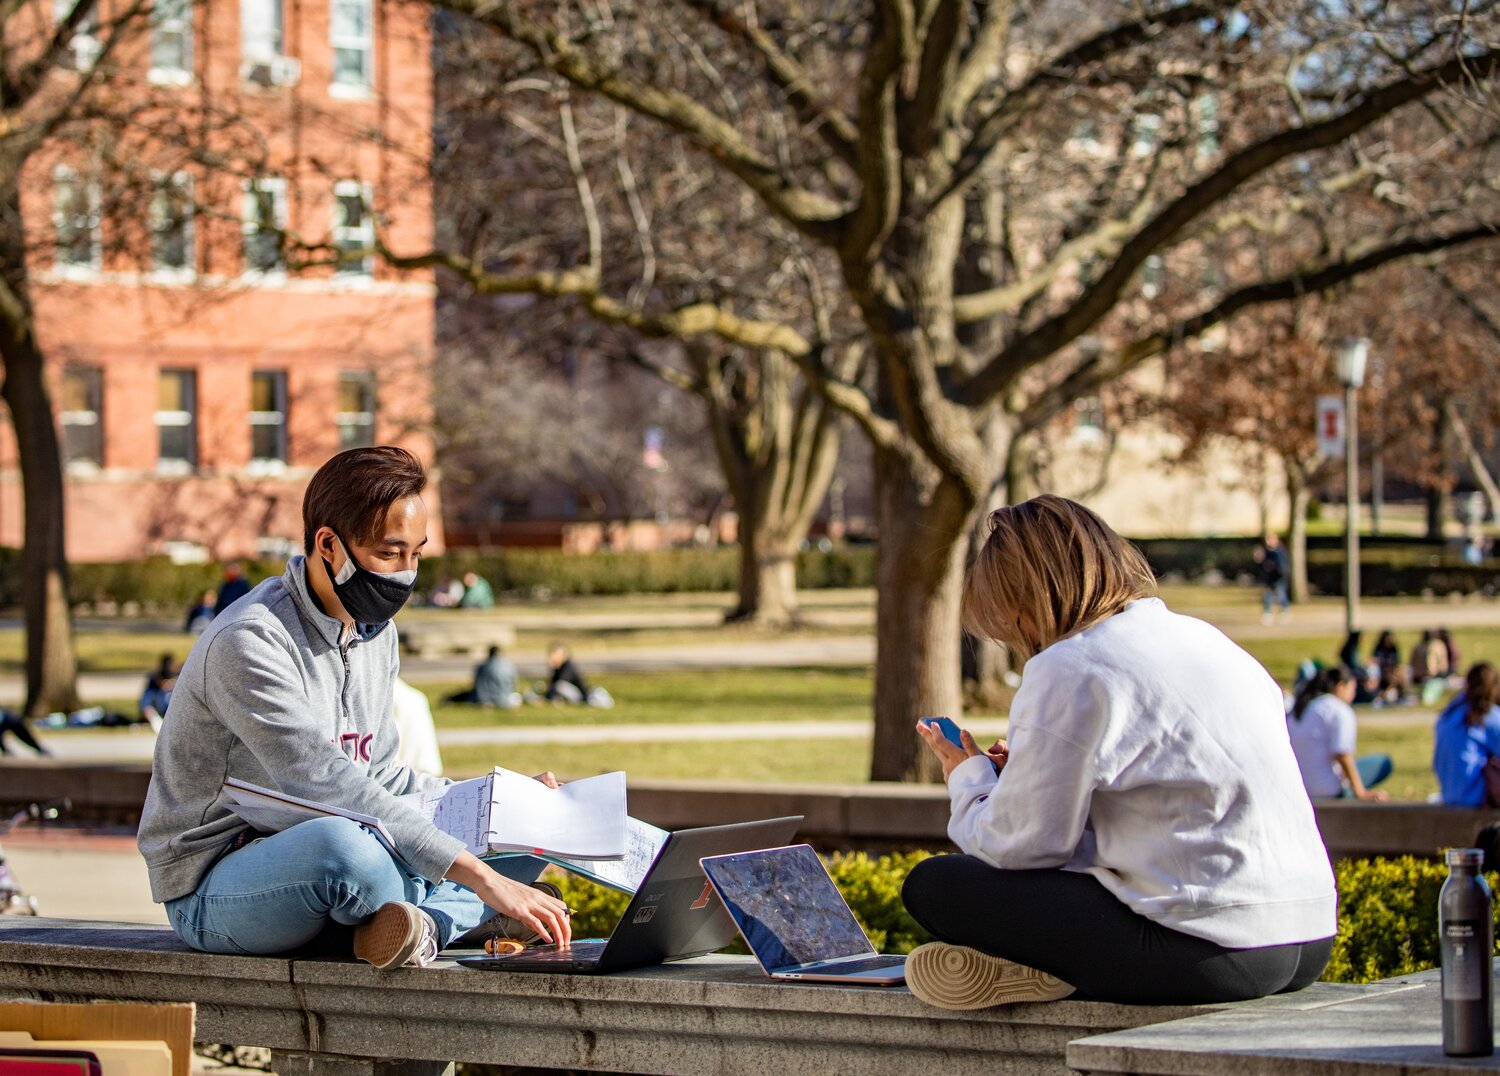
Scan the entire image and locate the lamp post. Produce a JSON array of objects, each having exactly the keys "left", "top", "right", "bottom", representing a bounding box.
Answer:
[{"left": 1336, "top": 338, "right": 1369, "bottom": 636}]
